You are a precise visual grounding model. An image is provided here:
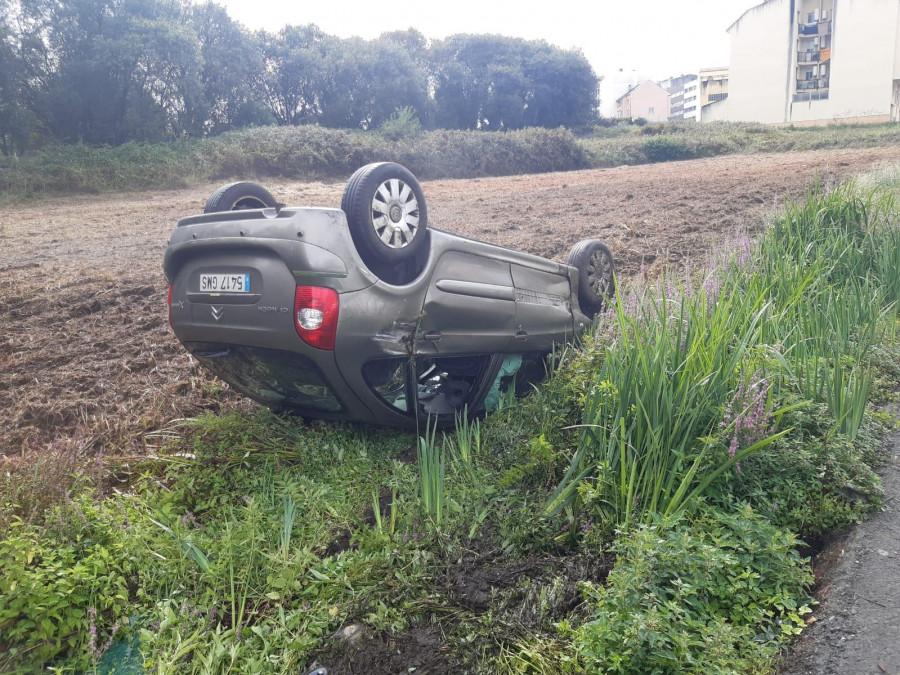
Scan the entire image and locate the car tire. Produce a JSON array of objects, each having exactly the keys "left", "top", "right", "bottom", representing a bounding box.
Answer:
[
  {"left": 567, "top": 239, "right": 615, "bottom": 318},
  {"left": 204, "top": 182, "right": 278, "bottom": 213},
  {"left": 342, "top": 163, "right": 428, "bottom": 269}
]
